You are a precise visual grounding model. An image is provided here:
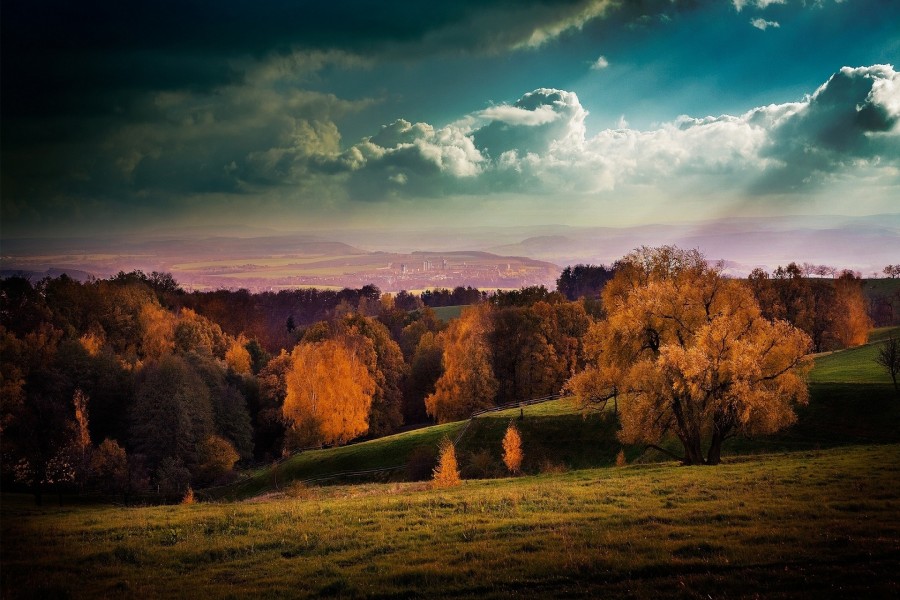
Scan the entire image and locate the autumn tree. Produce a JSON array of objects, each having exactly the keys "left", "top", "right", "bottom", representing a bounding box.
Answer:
[
  {"left": 876, "top": 337, "right": 900, "bottom": 393},
  {"left": 282, "top": 339, "right": 375, "bottom": 448},
  {"left": 832, "top": 272, "right": 872, "bottom": 347},
  {"left": 225, "top": 336, "right": 253, "bottom": 375},
  {"left": 572, "top": 246, "right": 811, "bottom": 466},
  {"left": 431, "top": 437, "right": 461, "bottom": 488},
  {"left": 90, "top": 438, "right": 129, "bottom": 495},
  {"left": 403, "top": 332, "right": 443, "bottom": 423},
  {"left": 426, "top": 305, "right": 498, "bottom": 423},
  {"left": 502, "top": 422, "right": 523, "bottom": 475},
  {"left": 195, "top": 435, "right": 240, "bottom": 486},
  {"left": 339, "top": 314, "right": 407, "bottom": 436},
  {"left": 303, "top": 314, "right": 407, "bottom": 436},
  {"left": 70, "top": 389, "right": 93, "bottom": 490}
]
